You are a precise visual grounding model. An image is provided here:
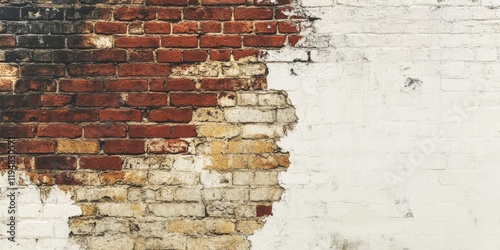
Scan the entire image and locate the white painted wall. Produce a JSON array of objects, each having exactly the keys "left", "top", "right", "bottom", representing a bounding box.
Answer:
[{"left": 252, "top": 0, "right": 500, "bottom": 249}]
